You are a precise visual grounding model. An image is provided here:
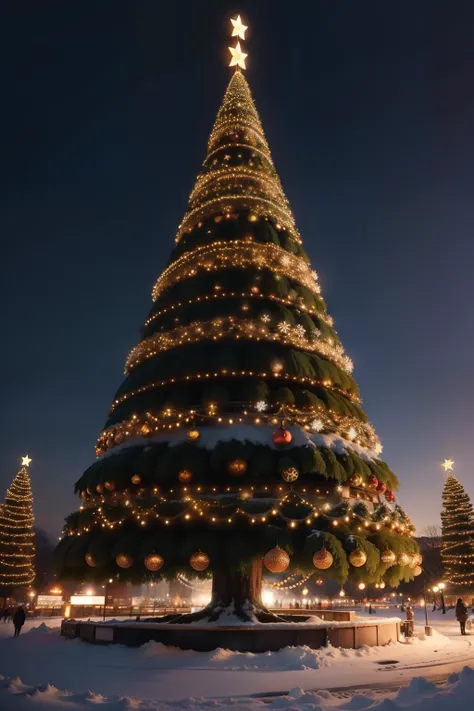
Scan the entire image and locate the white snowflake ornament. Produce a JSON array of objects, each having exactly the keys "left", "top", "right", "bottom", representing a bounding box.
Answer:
[
  {"left": 374, "top": 441, "right": 383, "bottom": 456},
  {"left": 311, "top": 418, "right": 324, "bottom": 432},
  {"left": 255, "top": 400, "right": 268, "bottom": 412},
  {"left": 278, "top": 321, "right": 291, "bottom": 335}
]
